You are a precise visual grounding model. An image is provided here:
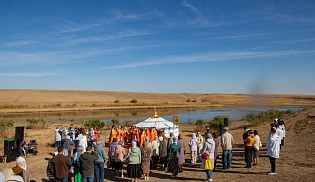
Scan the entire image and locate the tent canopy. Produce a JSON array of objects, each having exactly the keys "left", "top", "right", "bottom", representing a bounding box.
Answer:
[
  {"left": 133, "top": 114, "right": 179, "bottom": 138},
  {"left": 134, "top": 116, "right": 175, "bottom": 129}
]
